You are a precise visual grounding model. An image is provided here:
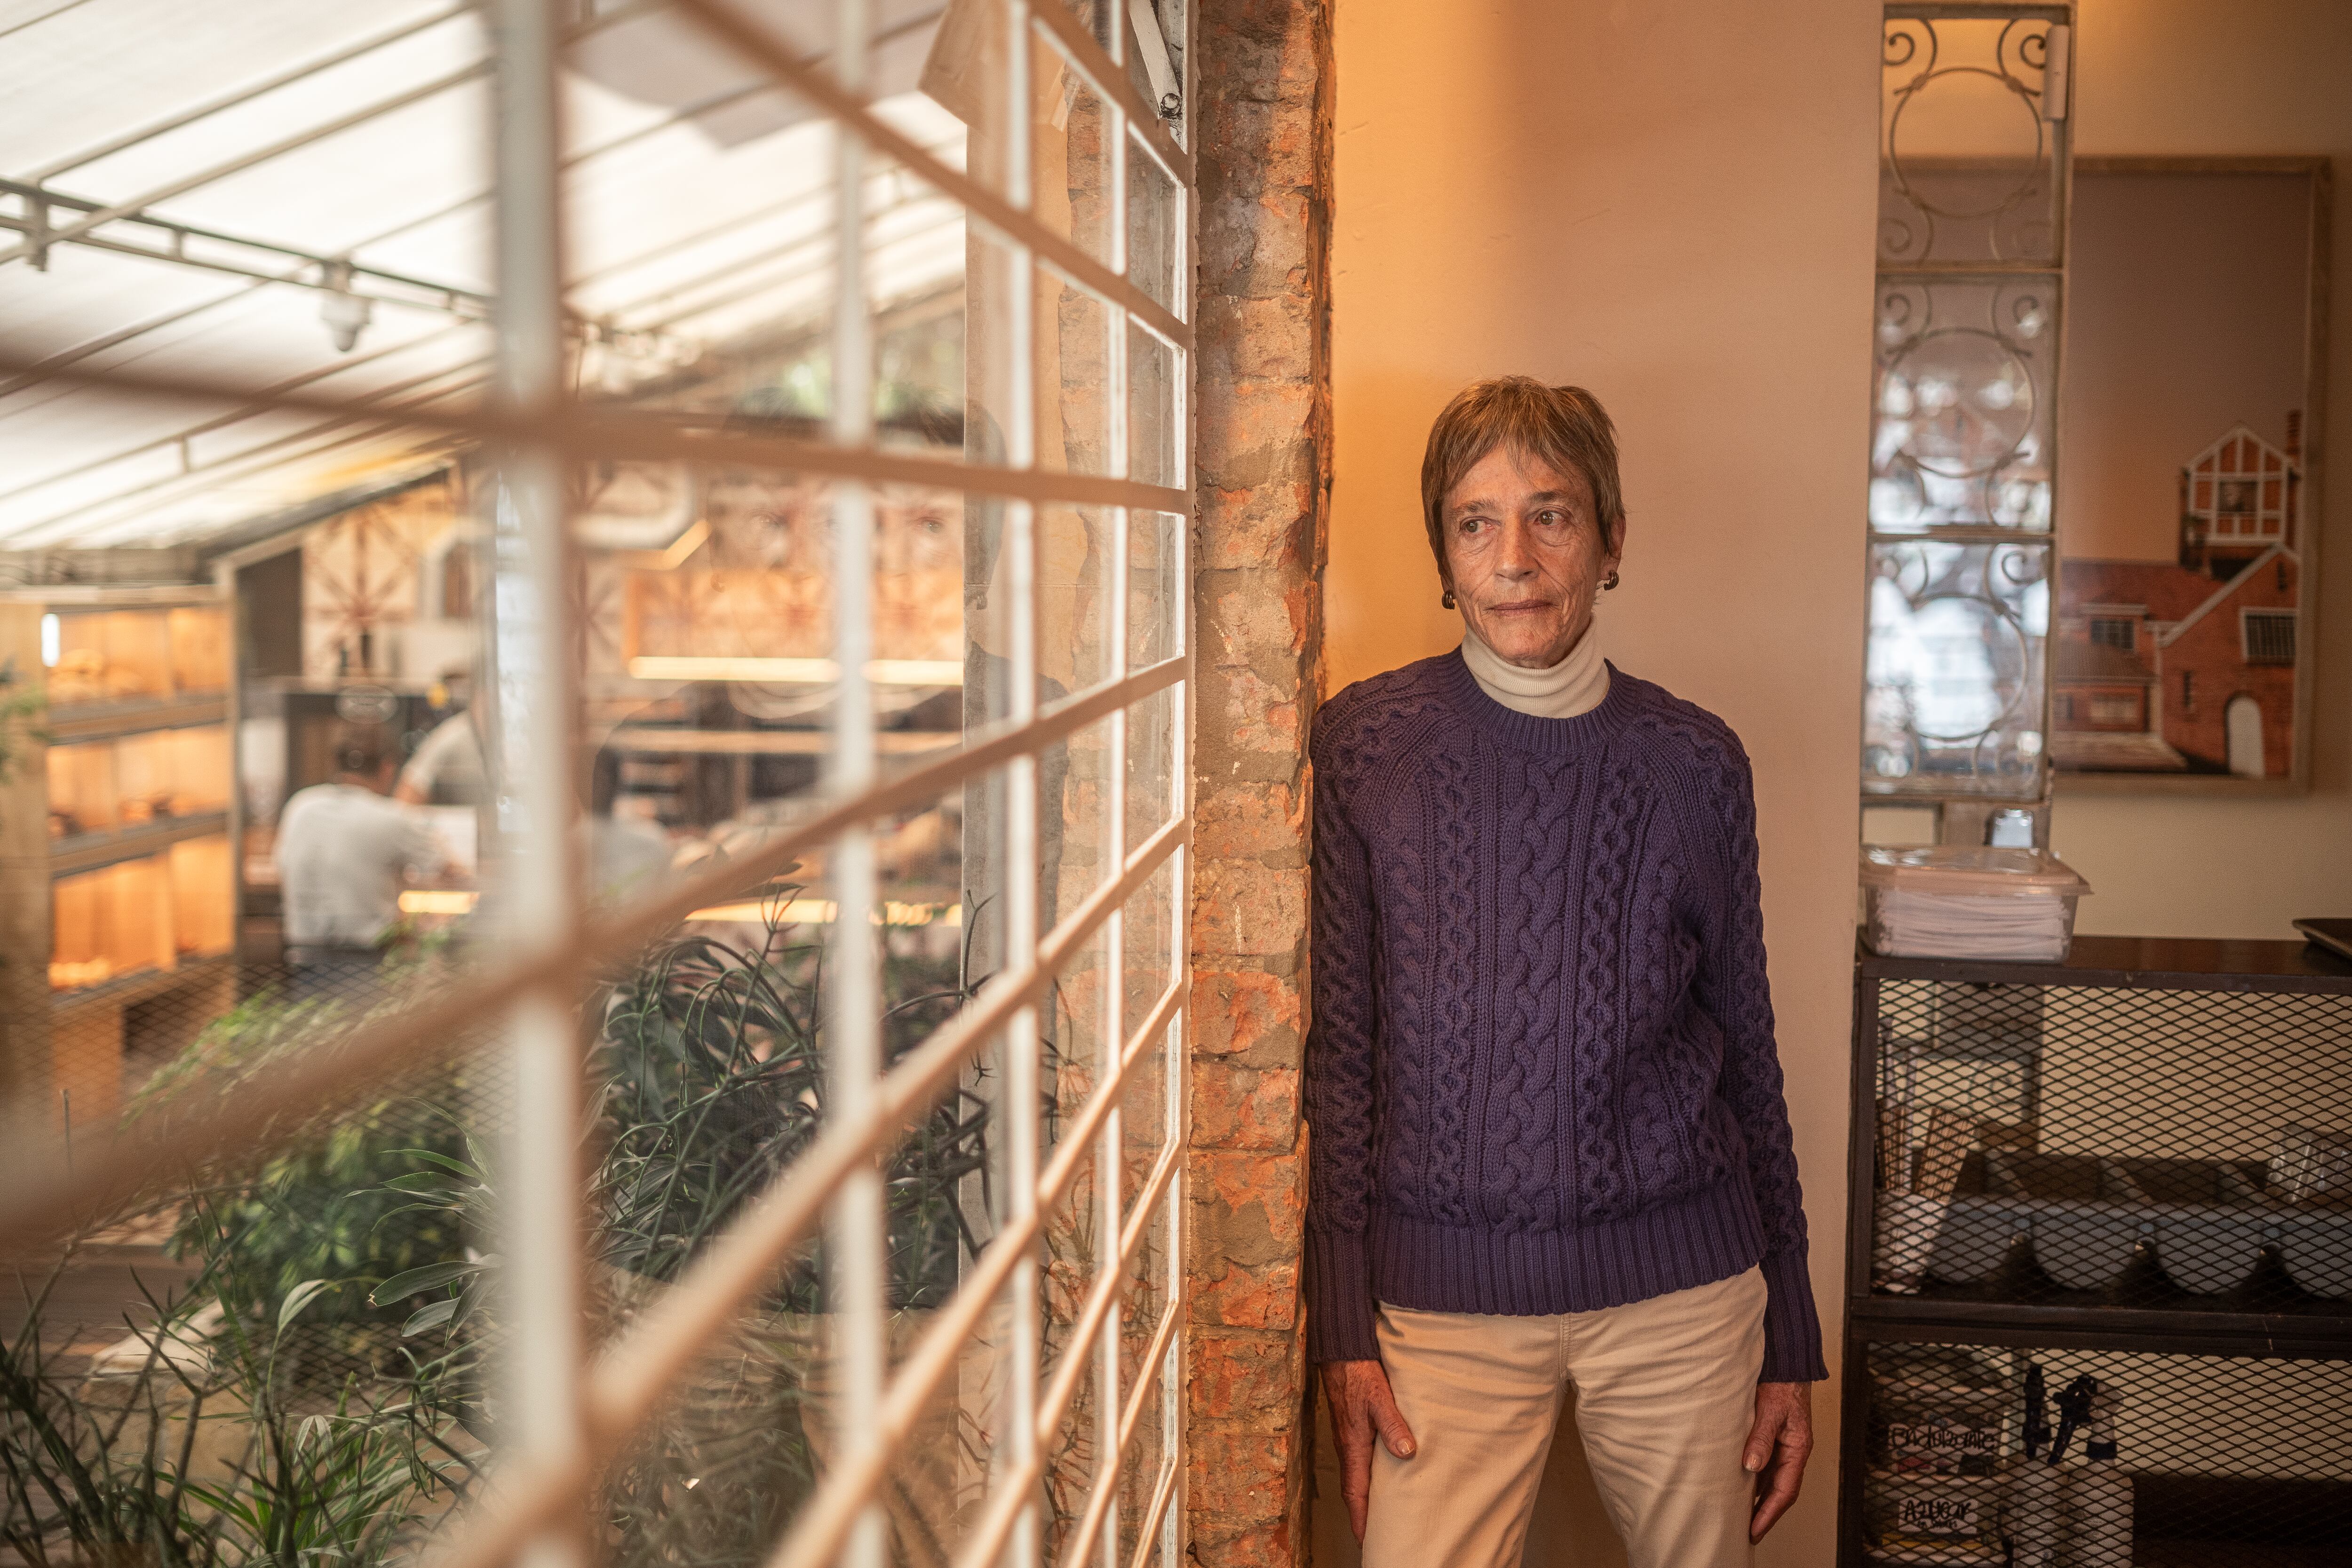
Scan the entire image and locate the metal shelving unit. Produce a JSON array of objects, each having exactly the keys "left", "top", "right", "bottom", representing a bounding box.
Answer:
[{"left": 1840, "top": 935, "right": 2352, "bottom": 1567}]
